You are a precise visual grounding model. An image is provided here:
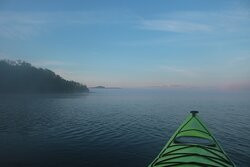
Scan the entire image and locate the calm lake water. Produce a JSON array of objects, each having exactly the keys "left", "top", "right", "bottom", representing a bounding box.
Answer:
[{"left": 0, "top": 88, "right": 249, "bottom": 166}]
